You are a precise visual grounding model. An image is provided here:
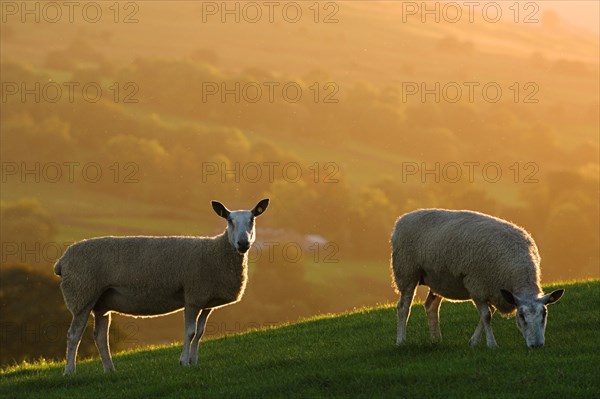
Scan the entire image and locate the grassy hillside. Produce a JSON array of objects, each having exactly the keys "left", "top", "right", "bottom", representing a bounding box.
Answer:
[{"left": 2, "top": 280, "right": 598, "bottom": 399}]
